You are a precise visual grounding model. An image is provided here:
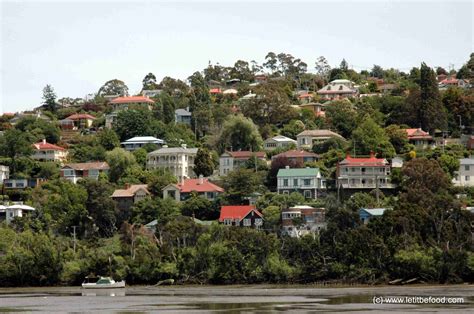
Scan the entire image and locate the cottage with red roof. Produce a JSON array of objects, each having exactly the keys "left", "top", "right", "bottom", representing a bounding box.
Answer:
[
  {"left": 162, "top": 176, "right": 224, "bottom": 201},
  {"left": 404, "top": 128, "right": 433, "bottom": 149},
  {"left": 337, "top": 152, "right": 394, "bottom": 189},
  {"left": 31, "top": 139, "right": 68, "bottom": 163},
  {"left": 219, "top": 151, "right": 267, "bottom": 176},
  {"left": 271, "top": 150, "right": 319, "bottom": 164},
  {"left": 219, "top": 205, "right": 263, "bottom": 228},
  {"left": 60, "top": 113, "right": 96, "bottom": 130},
  {"left": 438, "top": 77, "right": 469, "bottom": 90}
]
